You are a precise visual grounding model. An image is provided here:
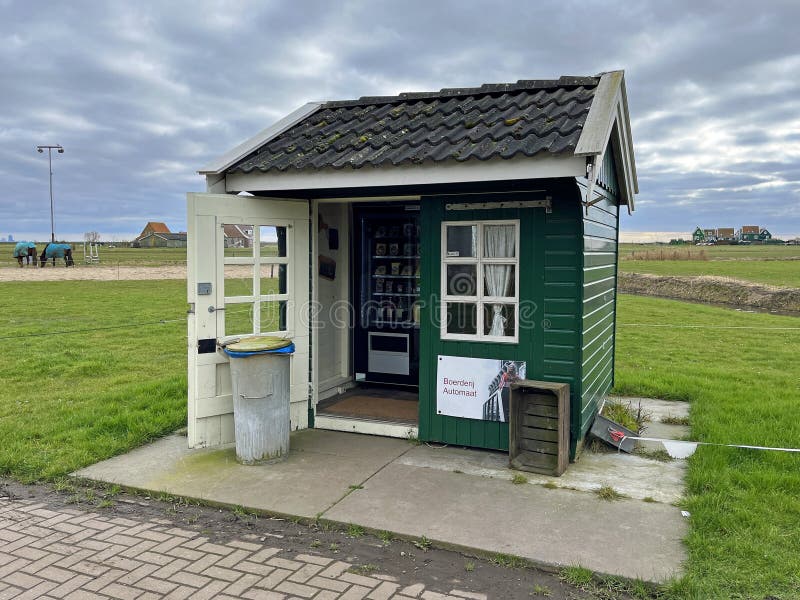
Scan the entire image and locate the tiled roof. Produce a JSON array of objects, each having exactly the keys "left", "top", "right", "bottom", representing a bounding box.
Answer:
[
  {"left": 228, "top": 77, "right": 599, "bottom": 174},
  {"left": 223, "top": 224, "right": 253, "bottom": 238},
  {"left": 145, "top": 221, "right": 170, "bottom": 233}
]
